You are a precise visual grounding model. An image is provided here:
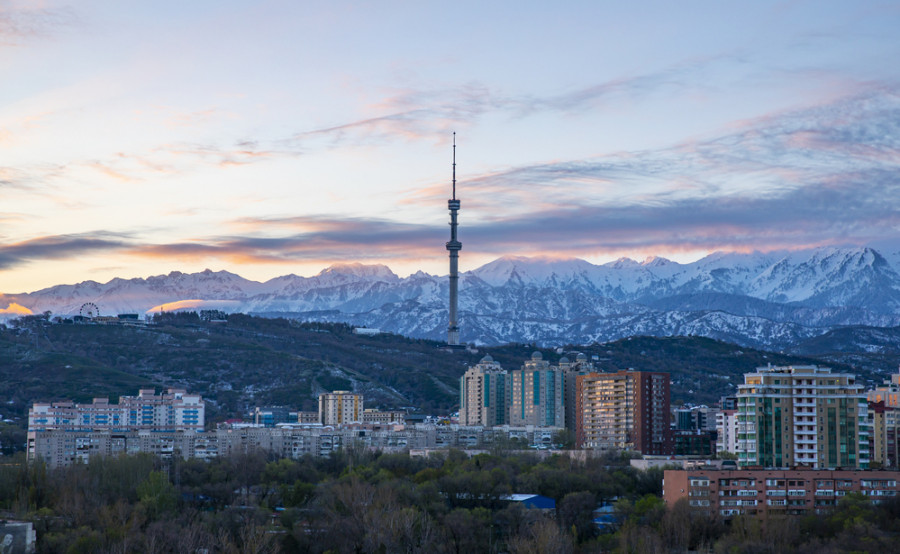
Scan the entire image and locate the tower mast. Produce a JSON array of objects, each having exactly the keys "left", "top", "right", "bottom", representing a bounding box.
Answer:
[{"left": 446, "top": 133, "right": 462, "bottom": 345}]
